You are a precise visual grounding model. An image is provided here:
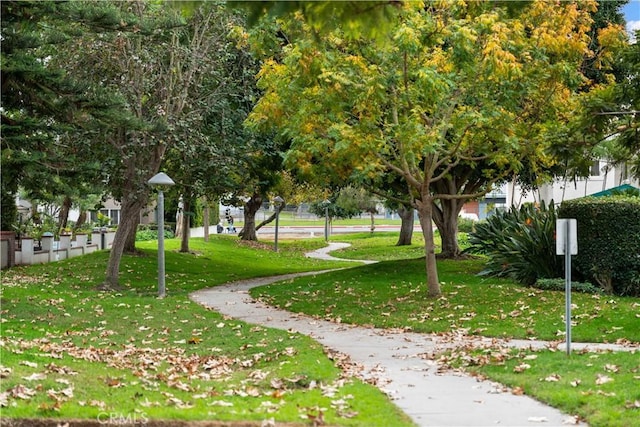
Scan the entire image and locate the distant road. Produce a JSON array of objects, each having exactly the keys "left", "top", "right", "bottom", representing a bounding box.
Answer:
[
  {"left": 259, "top": 224, "right": 403, "bottom": 236},
  {"left": 190, "top": 224, "right": 420, "bottom": 238}
]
